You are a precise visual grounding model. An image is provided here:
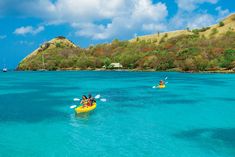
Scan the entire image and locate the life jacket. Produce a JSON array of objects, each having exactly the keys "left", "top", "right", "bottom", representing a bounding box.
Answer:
[{"left": 87, "top": 99, "right": 92, "bottom": 106}]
